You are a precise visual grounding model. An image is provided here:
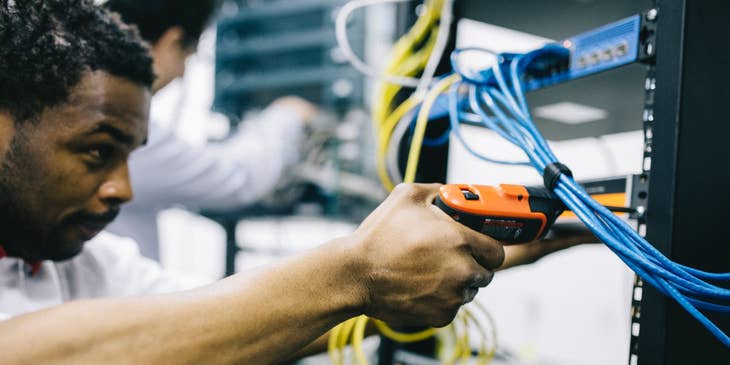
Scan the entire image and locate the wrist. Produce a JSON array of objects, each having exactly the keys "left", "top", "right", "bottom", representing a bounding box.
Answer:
[{"left": 328, "top": 234, "right": 372, "bottom": 317}]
